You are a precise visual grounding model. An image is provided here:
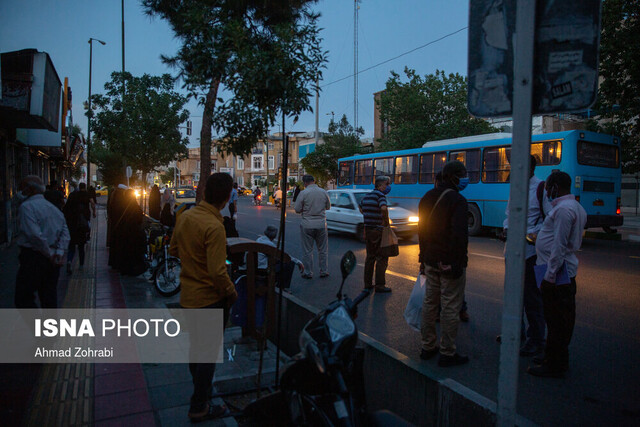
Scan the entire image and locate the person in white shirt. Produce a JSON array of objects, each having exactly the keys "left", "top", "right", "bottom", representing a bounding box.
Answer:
[
  {"left": 528, "top": 171, "right": 587, "bottom": 377},
  {"left": 255, "top": 226, "right": 304, "bottom": 272},
  {"left": 502, "top": 155, "right": 552, "bottom": 356},
  {"left": 294, "top": 175, "right": 331, "bottom": 279},
  {"left": 15, "top": 175, "right": 70, "bottom": 308}
]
